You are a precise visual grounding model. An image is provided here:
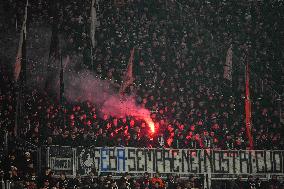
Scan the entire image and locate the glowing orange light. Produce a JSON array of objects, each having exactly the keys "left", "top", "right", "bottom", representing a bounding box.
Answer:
[
  {"left": 144, "top": 117, "right": 155, "bottom": 133},
  {"left": 149, "top": 121, "right": 155, "bottom": 133}
]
